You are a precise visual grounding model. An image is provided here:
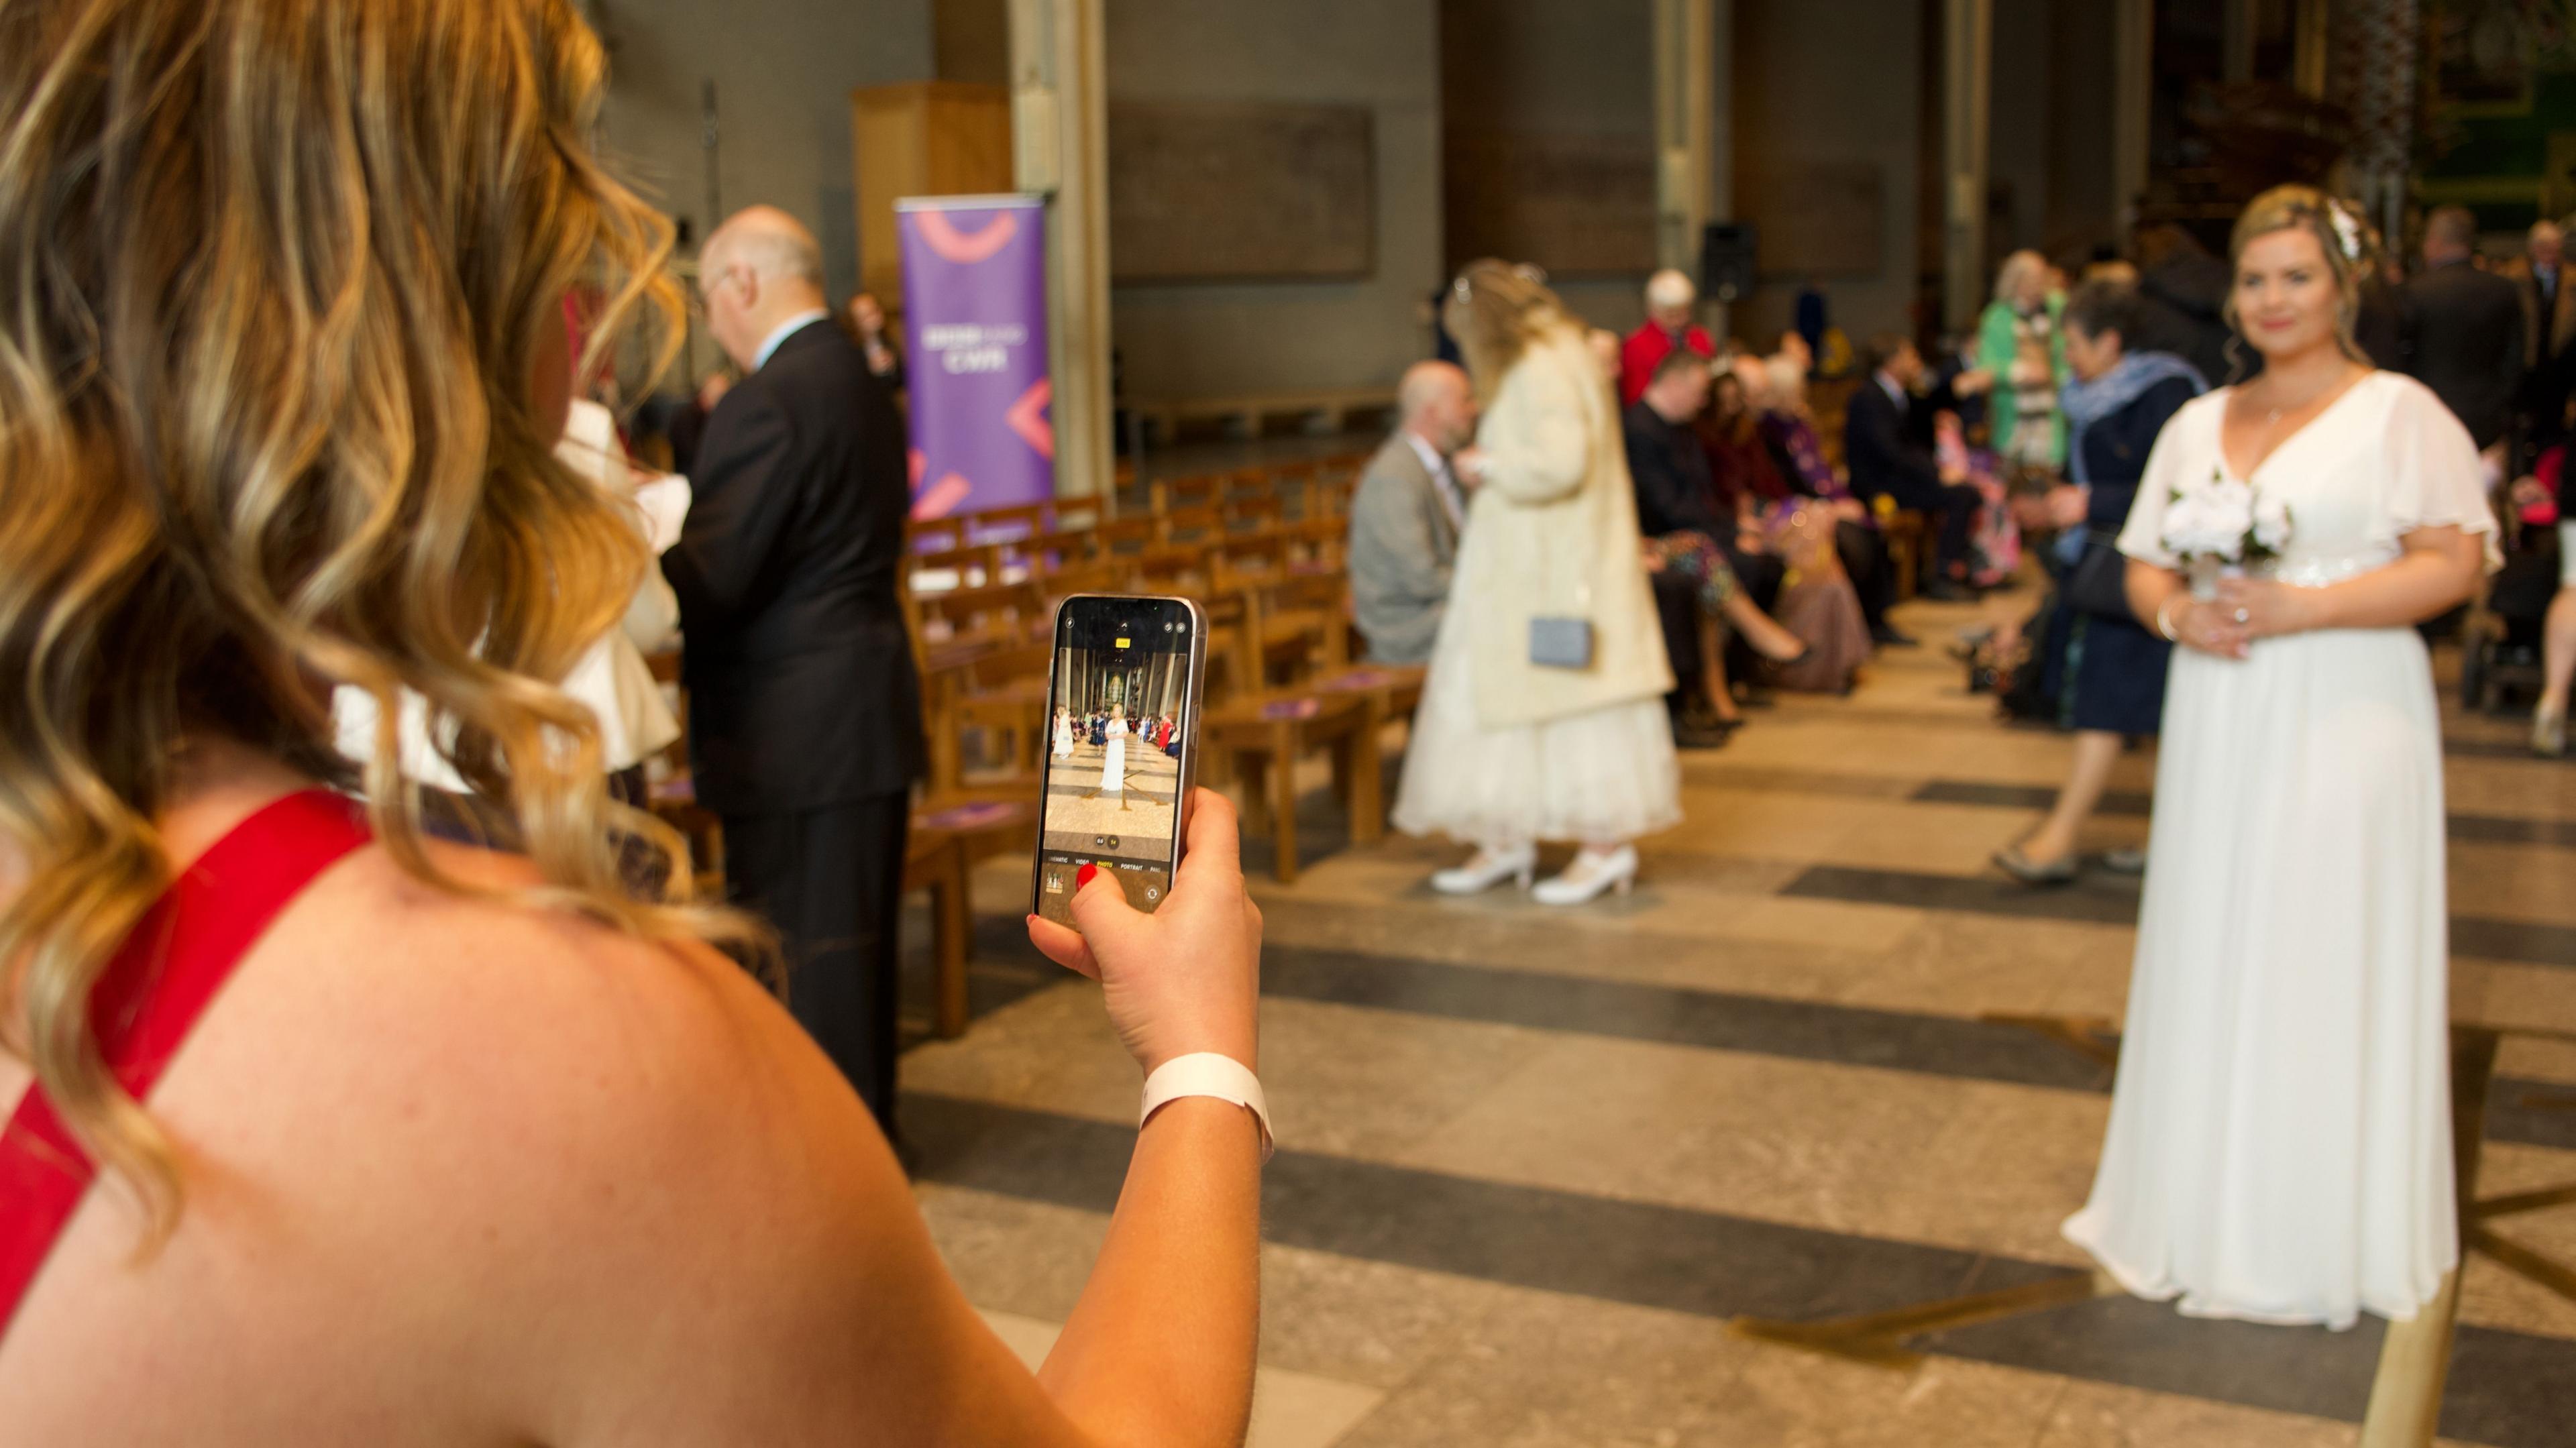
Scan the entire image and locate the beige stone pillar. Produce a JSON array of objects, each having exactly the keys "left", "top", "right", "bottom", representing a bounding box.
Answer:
[
  {"left": 1941, "top": 0, "right": 1994, "bottom": 333},
  {"left": 2223, "top": 0, "right": 2259, "bottom": 83},
  {"left": 1008, "top": 0, "right": 1113, "bottom": 504},
  {"left": 1653, "top": 0, "right": 1719, "bottom": 274},
  {"left": 2292, "top": 0, "right": 2330, "bottom": 97},
  {"left": 2112, "top": 0, "right": 2154, "bottom": 238}
]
